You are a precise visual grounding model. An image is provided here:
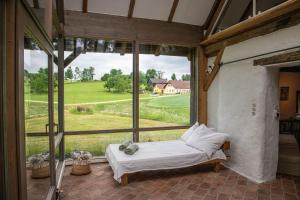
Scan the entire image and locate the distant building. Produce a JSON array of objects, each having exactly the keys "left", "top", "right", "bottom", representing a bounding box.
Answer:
[
  {"left": 153, "top": 80, "right": 190, "bottom": 95},
  {"left": 153, "top": 84, "right": 166, "bottom": 94},
  {"left": 147, "top": 79, "right": 168, "bottom": 88}
]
